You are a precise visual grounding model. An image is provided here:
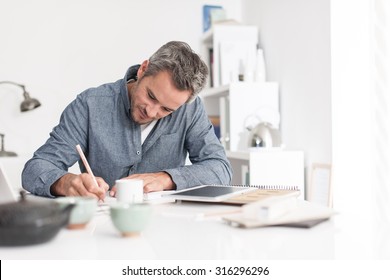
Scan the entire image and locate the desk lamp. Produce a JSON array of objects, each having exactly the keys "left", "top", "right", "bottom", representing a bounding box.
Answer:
[{"left": 0, "top": 81, "right": 42, "bottom": 157}]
